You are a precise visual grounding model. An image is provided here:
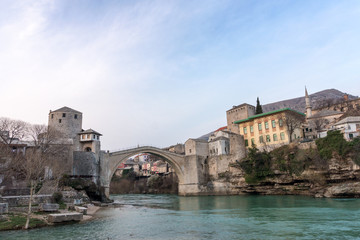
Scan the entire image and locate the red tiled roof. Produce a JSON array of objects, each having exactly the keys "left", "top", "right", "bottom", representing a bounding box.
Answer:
[{"left": 215, "top": 126, "right": 227, "bottom": 132}]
